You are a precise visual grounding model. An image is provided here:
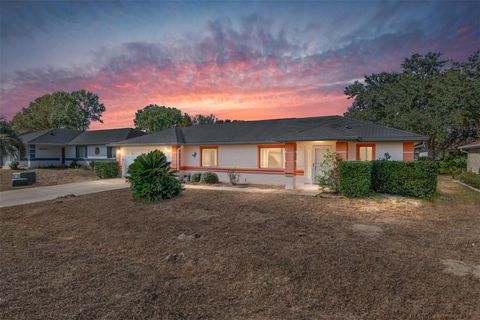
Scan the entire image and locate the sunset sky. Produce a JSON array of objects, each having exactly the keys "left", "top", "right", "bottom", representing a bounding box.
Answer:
[{"left": 1, "top": 1, "right": 478, "bottom": 129}]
